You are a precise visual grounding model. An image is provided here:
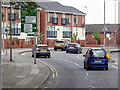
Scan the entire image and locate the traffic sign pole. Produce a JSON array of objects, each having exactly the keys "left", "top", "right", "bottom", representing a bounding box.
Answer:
[{"left": 34, "top": 32, "right": 36, "bottom": 64}]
